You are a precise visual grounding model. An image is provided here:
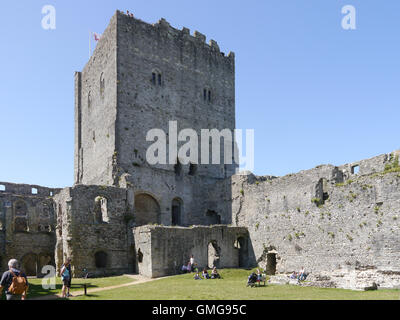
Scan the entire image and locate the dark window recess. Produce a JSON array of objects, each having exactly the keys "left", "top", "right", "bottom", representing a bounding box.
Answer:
[
  {"left": 137, "top": 249, "right": 143, "bottom": 263},
  {"left": 203, "top": 89, "right": 207, "bottom": 101},
  {"left": 95, "top": 251, "right": 108, "bottom": 268},
  {"left": 152, "top": 73, "right": 156, "bottom": 85},
  {"left": 351, "top": 165, "right": 360, "bottom": 174},
  {"left": 171, "top": 198, "right": 182, "bottom": 226},
  {"left": 189, "top": 163, "right": 197, "bottom": 176},
  {"left": 174, "top": 160, "right": 182, "bottom": 176},
  {"left": 206, "top": 210, "right": 221, "bottom": 224},
  {"left": 158, "top": 73, "right": 162, "bottom": 85},
  {"left": 208, "top": 90, "right": 211, "bottom": 102}
]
